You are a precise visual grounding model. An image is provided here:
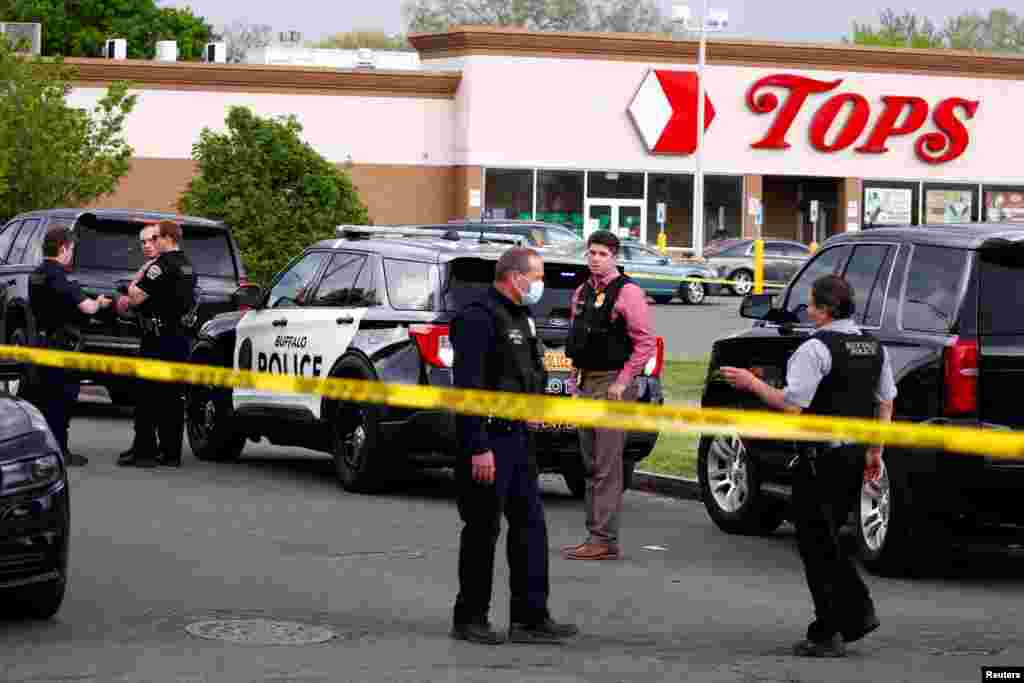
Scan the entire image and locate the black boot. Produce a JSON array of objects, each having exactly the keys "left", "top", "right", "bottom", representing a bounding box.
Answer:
[
  {"left": 508, "top": 618, "right": 579, "bottom": 644},
  {"left": 450, "top": 621, "right": 506, "bottom": 645}
]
